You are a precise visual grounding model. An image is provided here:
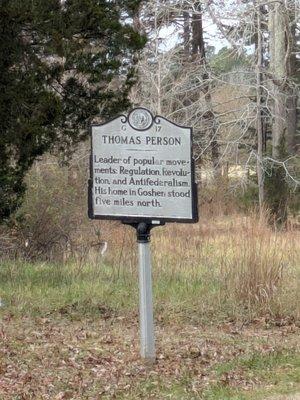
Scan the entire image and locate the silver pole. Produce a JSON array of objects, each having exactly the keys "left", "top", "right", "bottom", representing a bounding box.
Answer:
[{"left": 138, "top": 241, "right": 155, "bottom": 362}]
